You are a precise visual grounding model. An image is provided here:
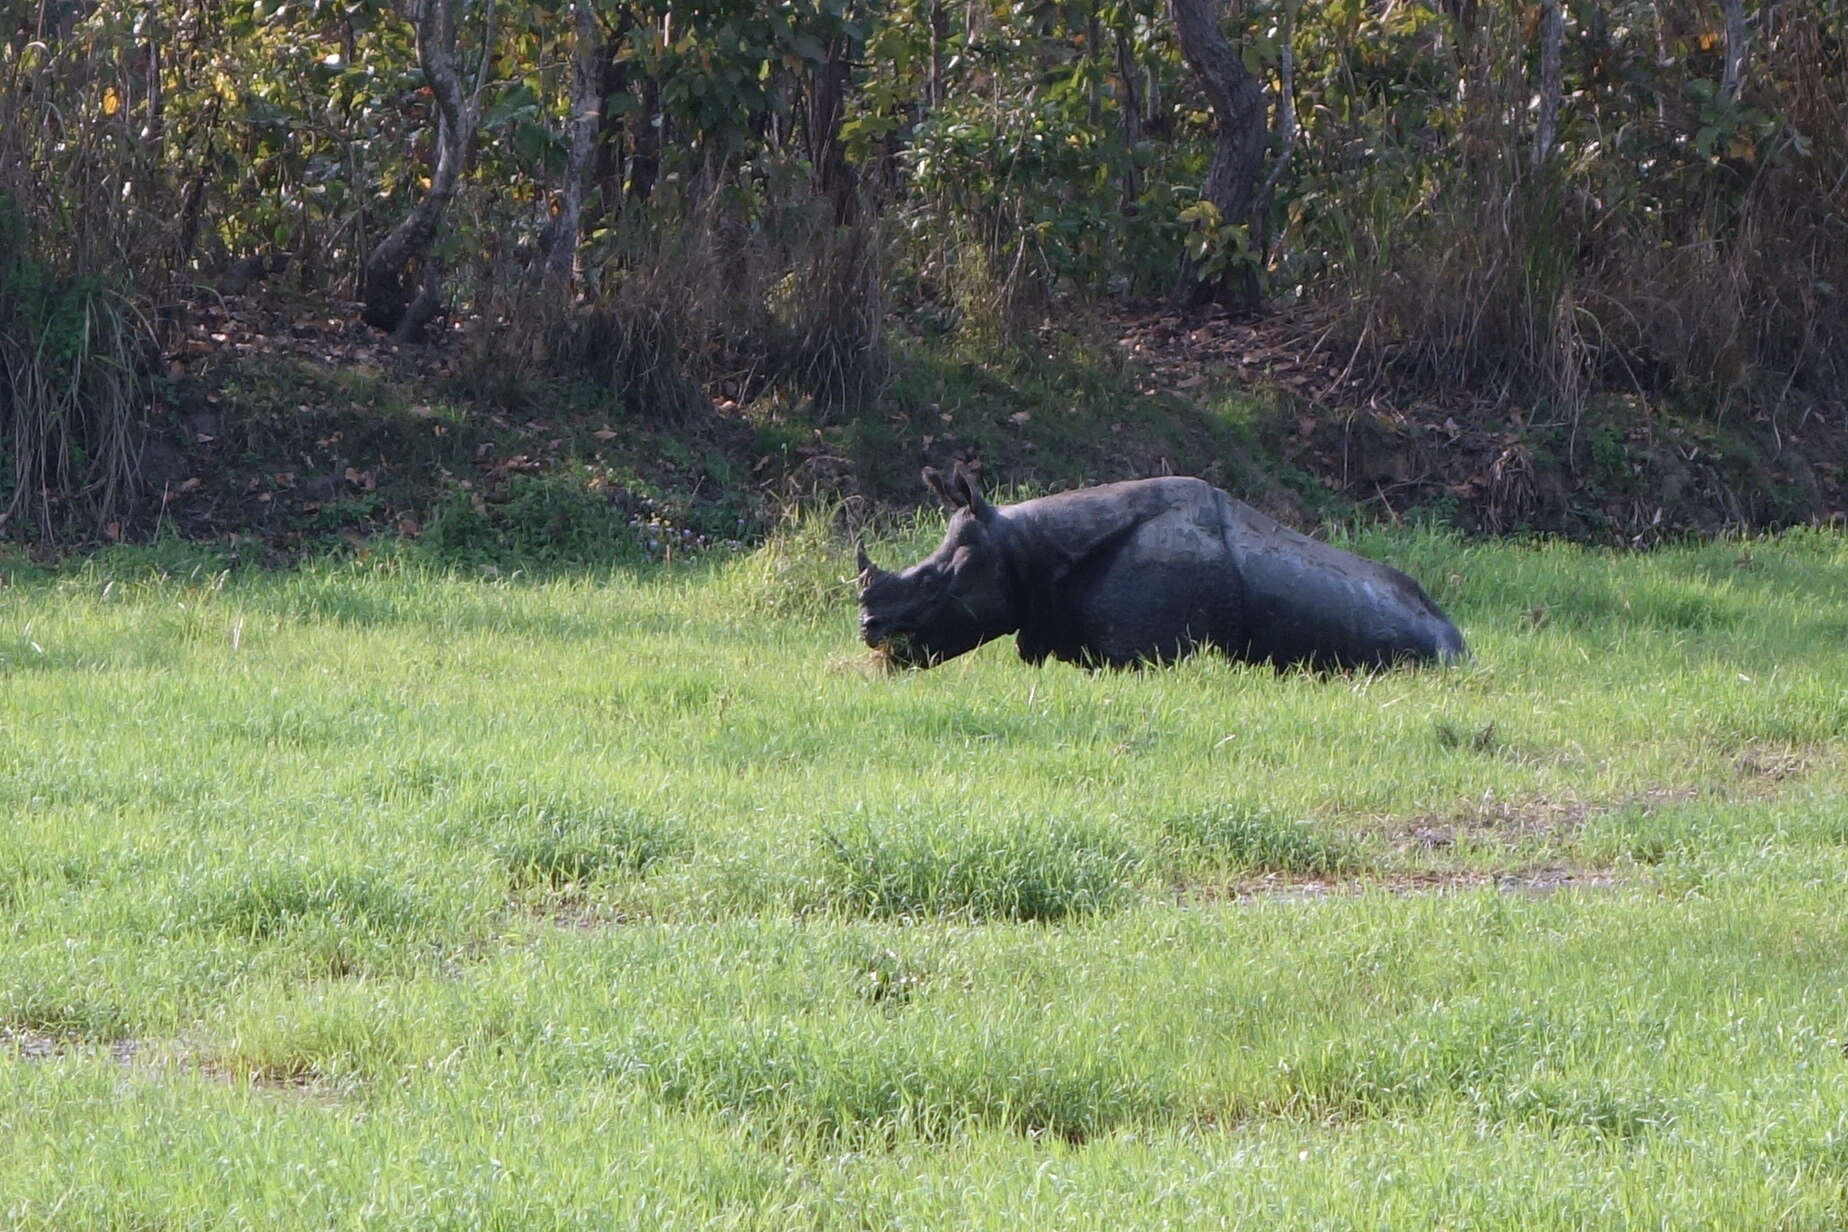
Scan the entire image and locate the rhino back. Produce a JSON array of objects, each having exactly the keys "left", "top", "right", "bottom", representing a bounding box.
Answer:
[
  {"left": 1002, "top": 478, "right": 1246, "bottom": 665},
  {"left": 1213, "top": 492, "right": 1462, "bottom": 667}
]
